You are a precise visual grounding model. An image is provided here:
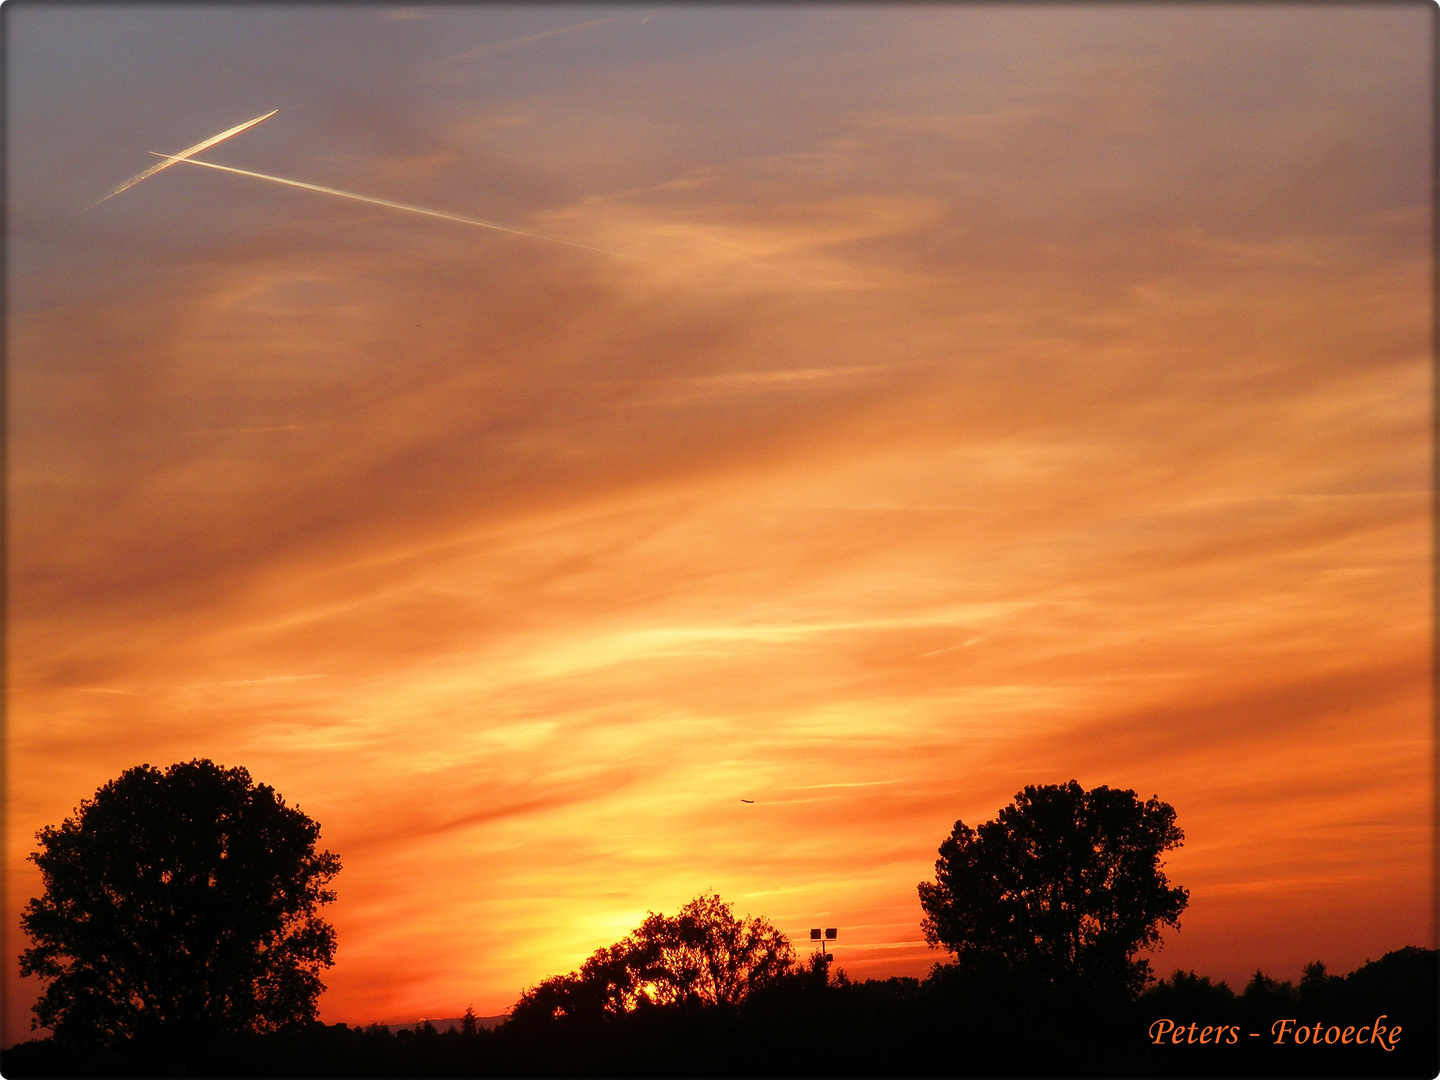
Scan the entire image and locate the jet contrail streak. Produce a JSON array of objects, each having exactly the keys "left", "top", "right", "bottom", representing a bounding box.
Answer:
[
  {"left": 93, "top": 110, "right": 277, "bottom": 207},
  {"left": 159, "top": 154, "right": 635, "bottom": 260}
]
